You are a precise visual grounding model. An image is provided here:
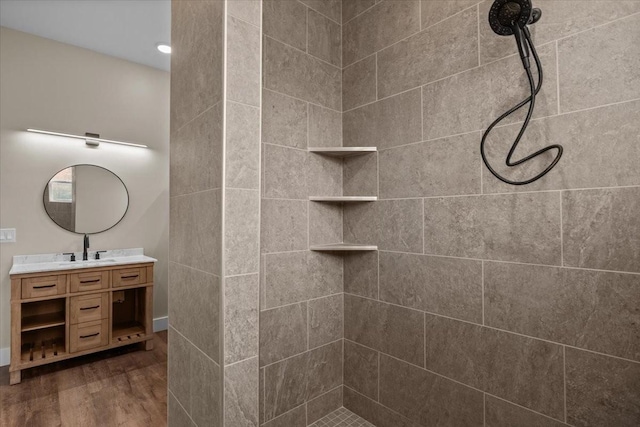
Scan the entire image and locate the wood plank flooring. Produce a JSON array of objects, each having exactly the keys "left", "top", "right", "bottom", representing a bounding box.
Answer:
[{"left": 0, "top": 331, "right": 167, "bottom": 427}]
